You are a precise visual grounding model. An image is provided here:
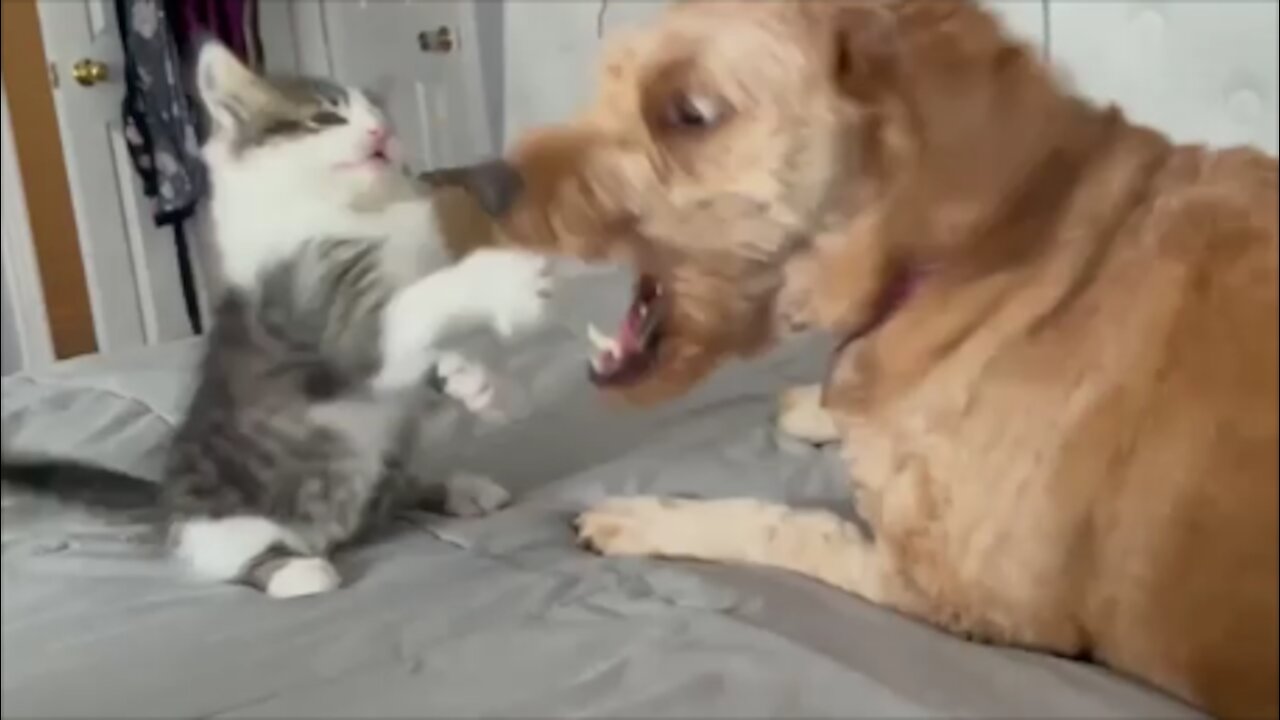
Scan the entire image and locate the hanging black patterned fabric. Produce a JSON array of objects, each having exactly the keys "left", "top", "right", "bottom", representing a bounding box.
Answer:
[
  {"left": 116, "top": 0, "right": 206, "bottom": 226},
  {"left": 114, "top": 0, "right": 261, "bottom": 334}
]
